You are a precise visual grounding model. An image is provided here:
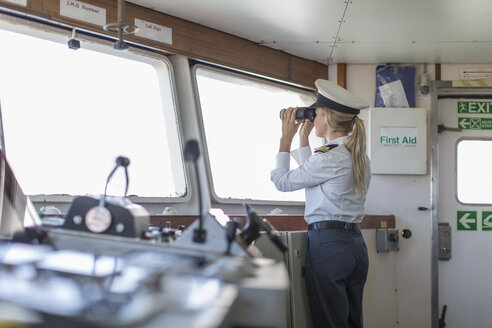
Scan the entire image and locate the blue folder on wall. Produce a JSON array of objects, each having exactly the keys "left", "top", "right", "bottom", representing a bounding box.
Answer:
[{"left": 375, "top": 64, "right": 416, "bottom": 108}]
